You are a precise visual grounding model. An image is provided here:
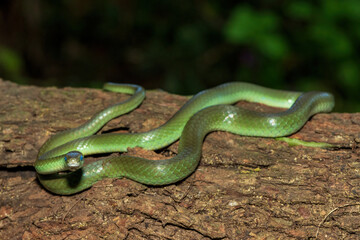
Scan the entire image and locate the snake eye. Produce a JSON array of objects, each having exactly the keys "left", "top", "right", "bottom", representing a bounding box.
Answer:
[{"left": 65, "top": 151, "right": 84, "bottom": 171}]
